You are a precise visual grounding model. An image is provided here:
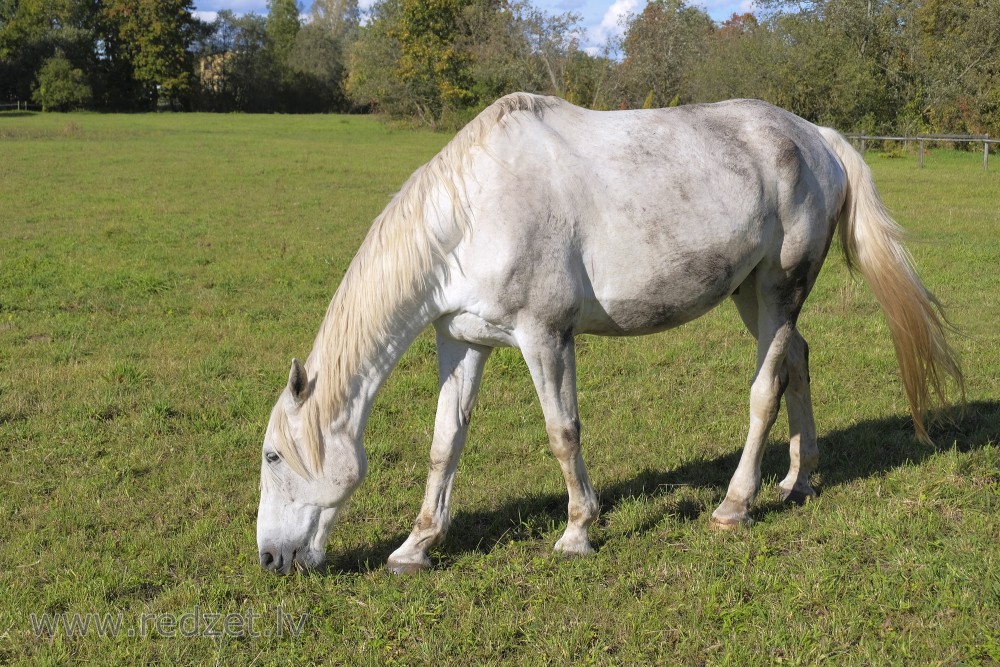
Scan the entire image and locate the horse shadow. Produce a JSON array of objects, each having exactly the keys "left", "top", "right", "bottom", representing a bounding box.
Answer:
[{"left": 324, "top": 400, "right": 999, "bottom": 574}]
